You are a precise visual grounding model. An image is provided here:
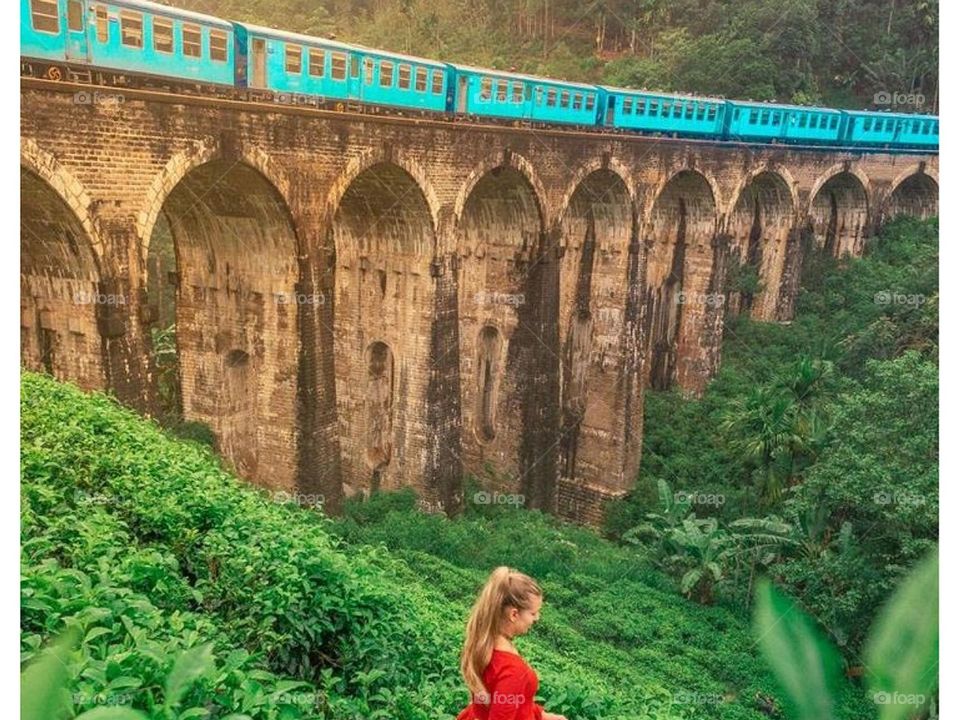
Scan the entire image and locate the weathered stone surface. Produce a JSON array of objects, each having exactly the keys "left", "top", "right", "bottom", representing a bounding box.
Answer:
[{"left": 20, "top": 81, "right": 938, "bottom": 524}]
